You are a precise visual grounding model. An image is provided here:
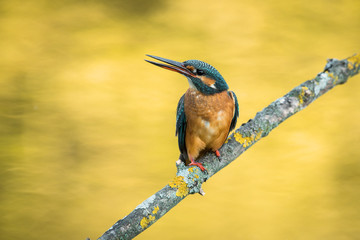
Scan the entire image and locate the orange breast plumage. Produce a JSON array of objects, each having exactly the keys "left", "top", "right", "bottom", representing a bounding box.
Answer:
[{"left": 184, "top": 88, "right": 235, "bottom": 160}]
